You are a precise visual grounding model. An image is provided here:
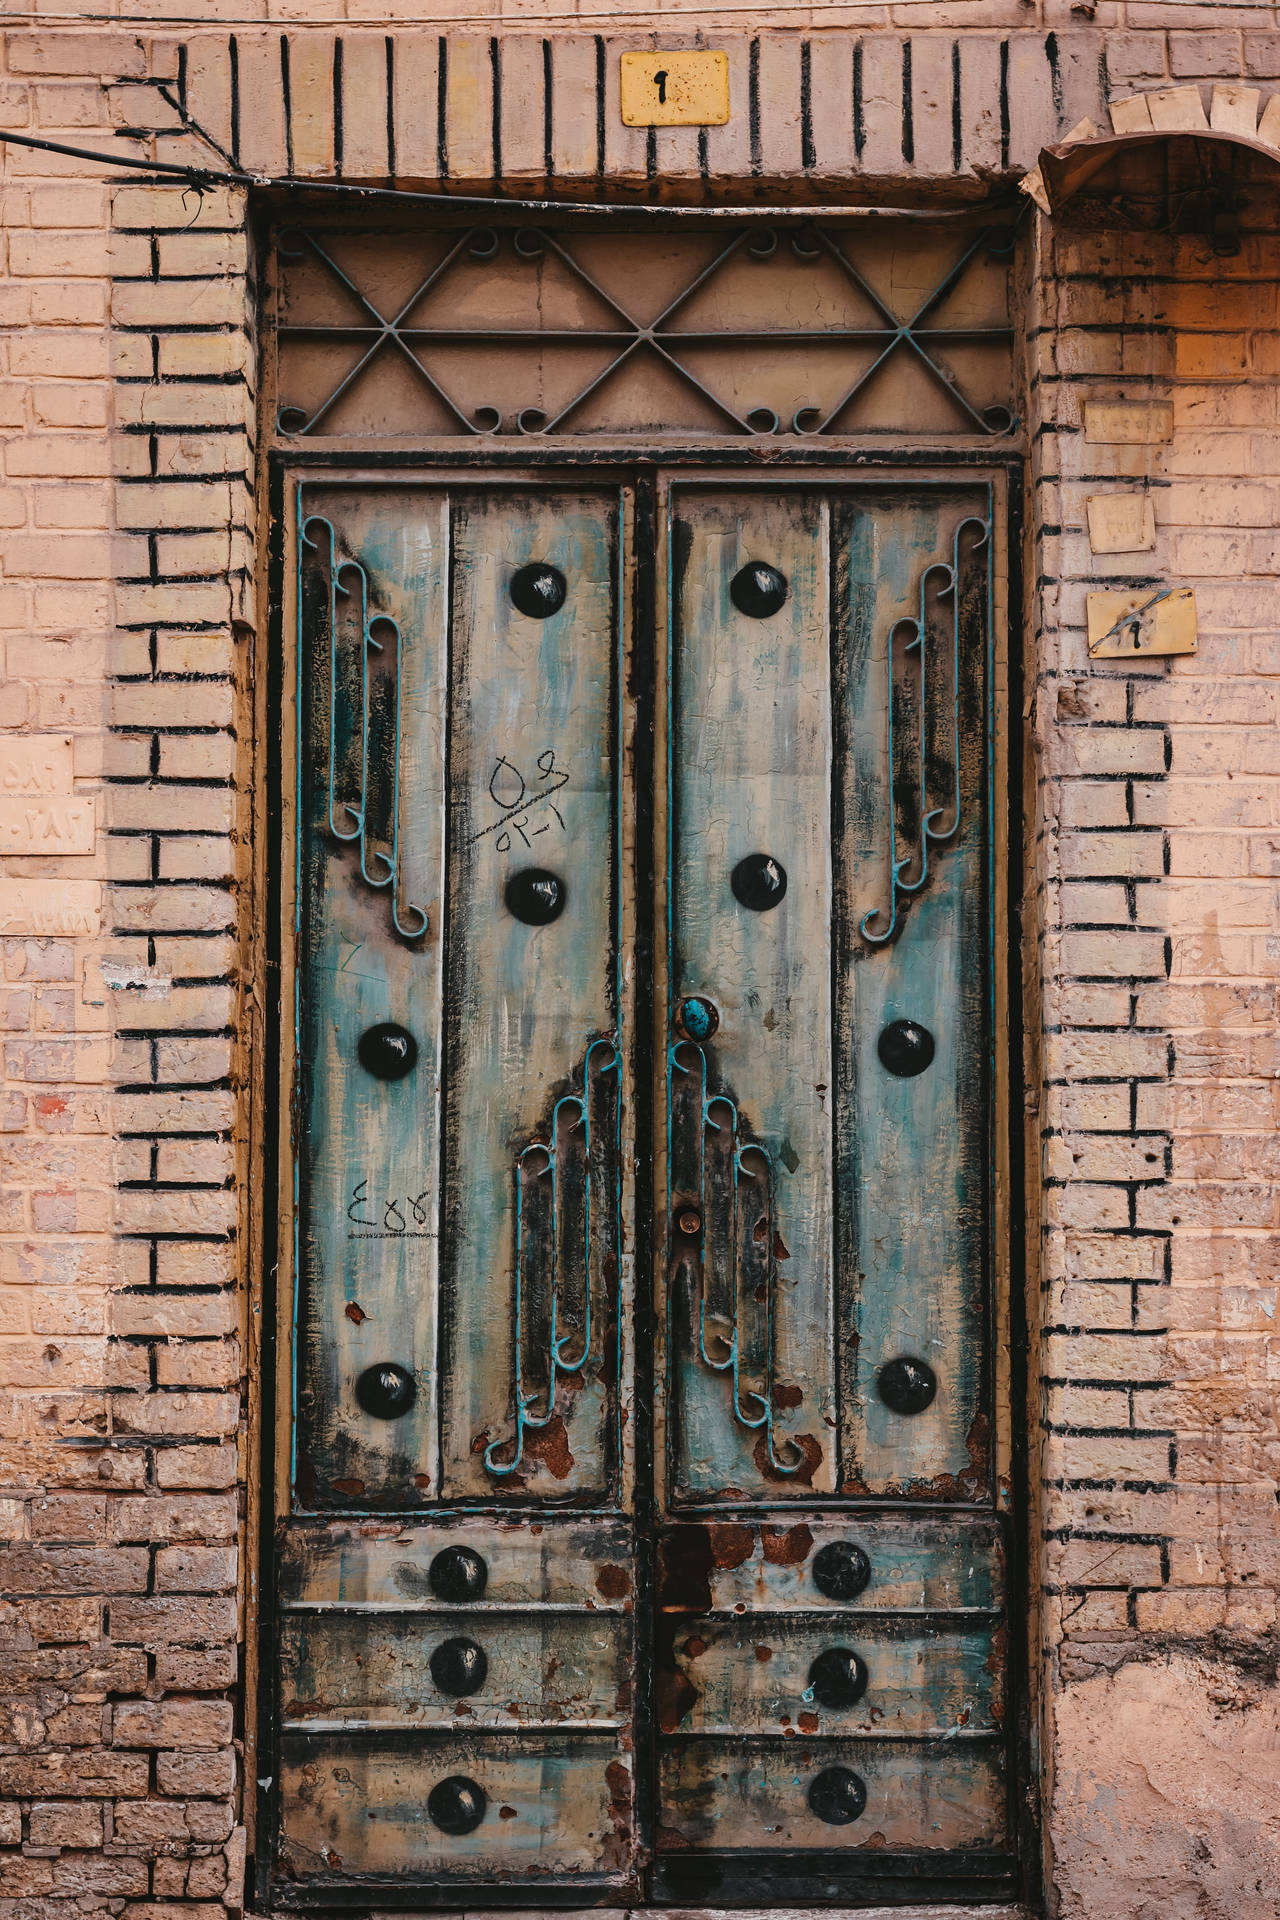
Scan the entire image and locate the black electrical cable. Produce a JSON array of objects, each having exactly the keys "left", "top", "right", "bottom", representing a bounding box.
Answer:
[{"left": 0, "top": 123, "right": 1022, "bottom": 222}]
